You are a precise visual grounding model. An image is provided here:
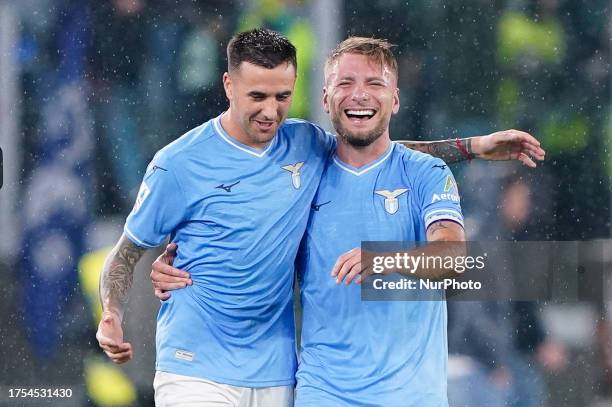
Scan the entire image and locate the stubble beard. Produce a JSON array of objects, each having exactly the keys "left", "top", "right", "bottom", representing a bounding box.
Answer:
[{"left": 331, "top": 112, "right": 387, "bottom": 148}]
